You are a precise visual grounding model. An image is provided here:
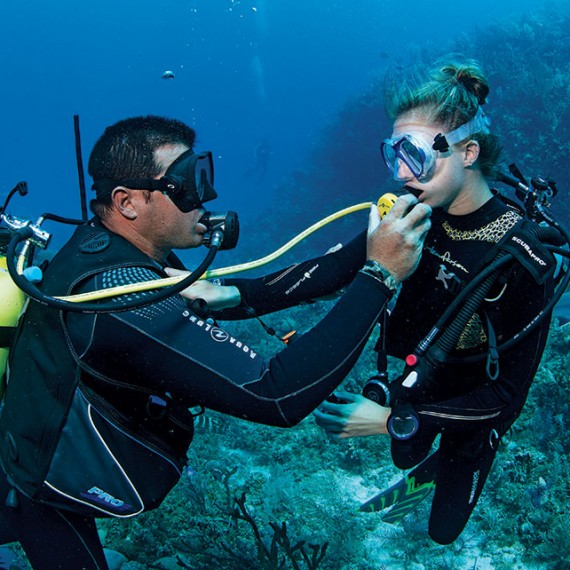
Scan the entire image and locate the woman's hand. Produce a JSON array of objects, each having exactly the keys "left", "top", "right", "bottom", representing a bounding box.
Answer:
[
  {"left": 313, "top": 391, "right": 391, "bottom": 439},
  {"left": 164, "top": 268, "right": 241, "bottom": 310}
]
